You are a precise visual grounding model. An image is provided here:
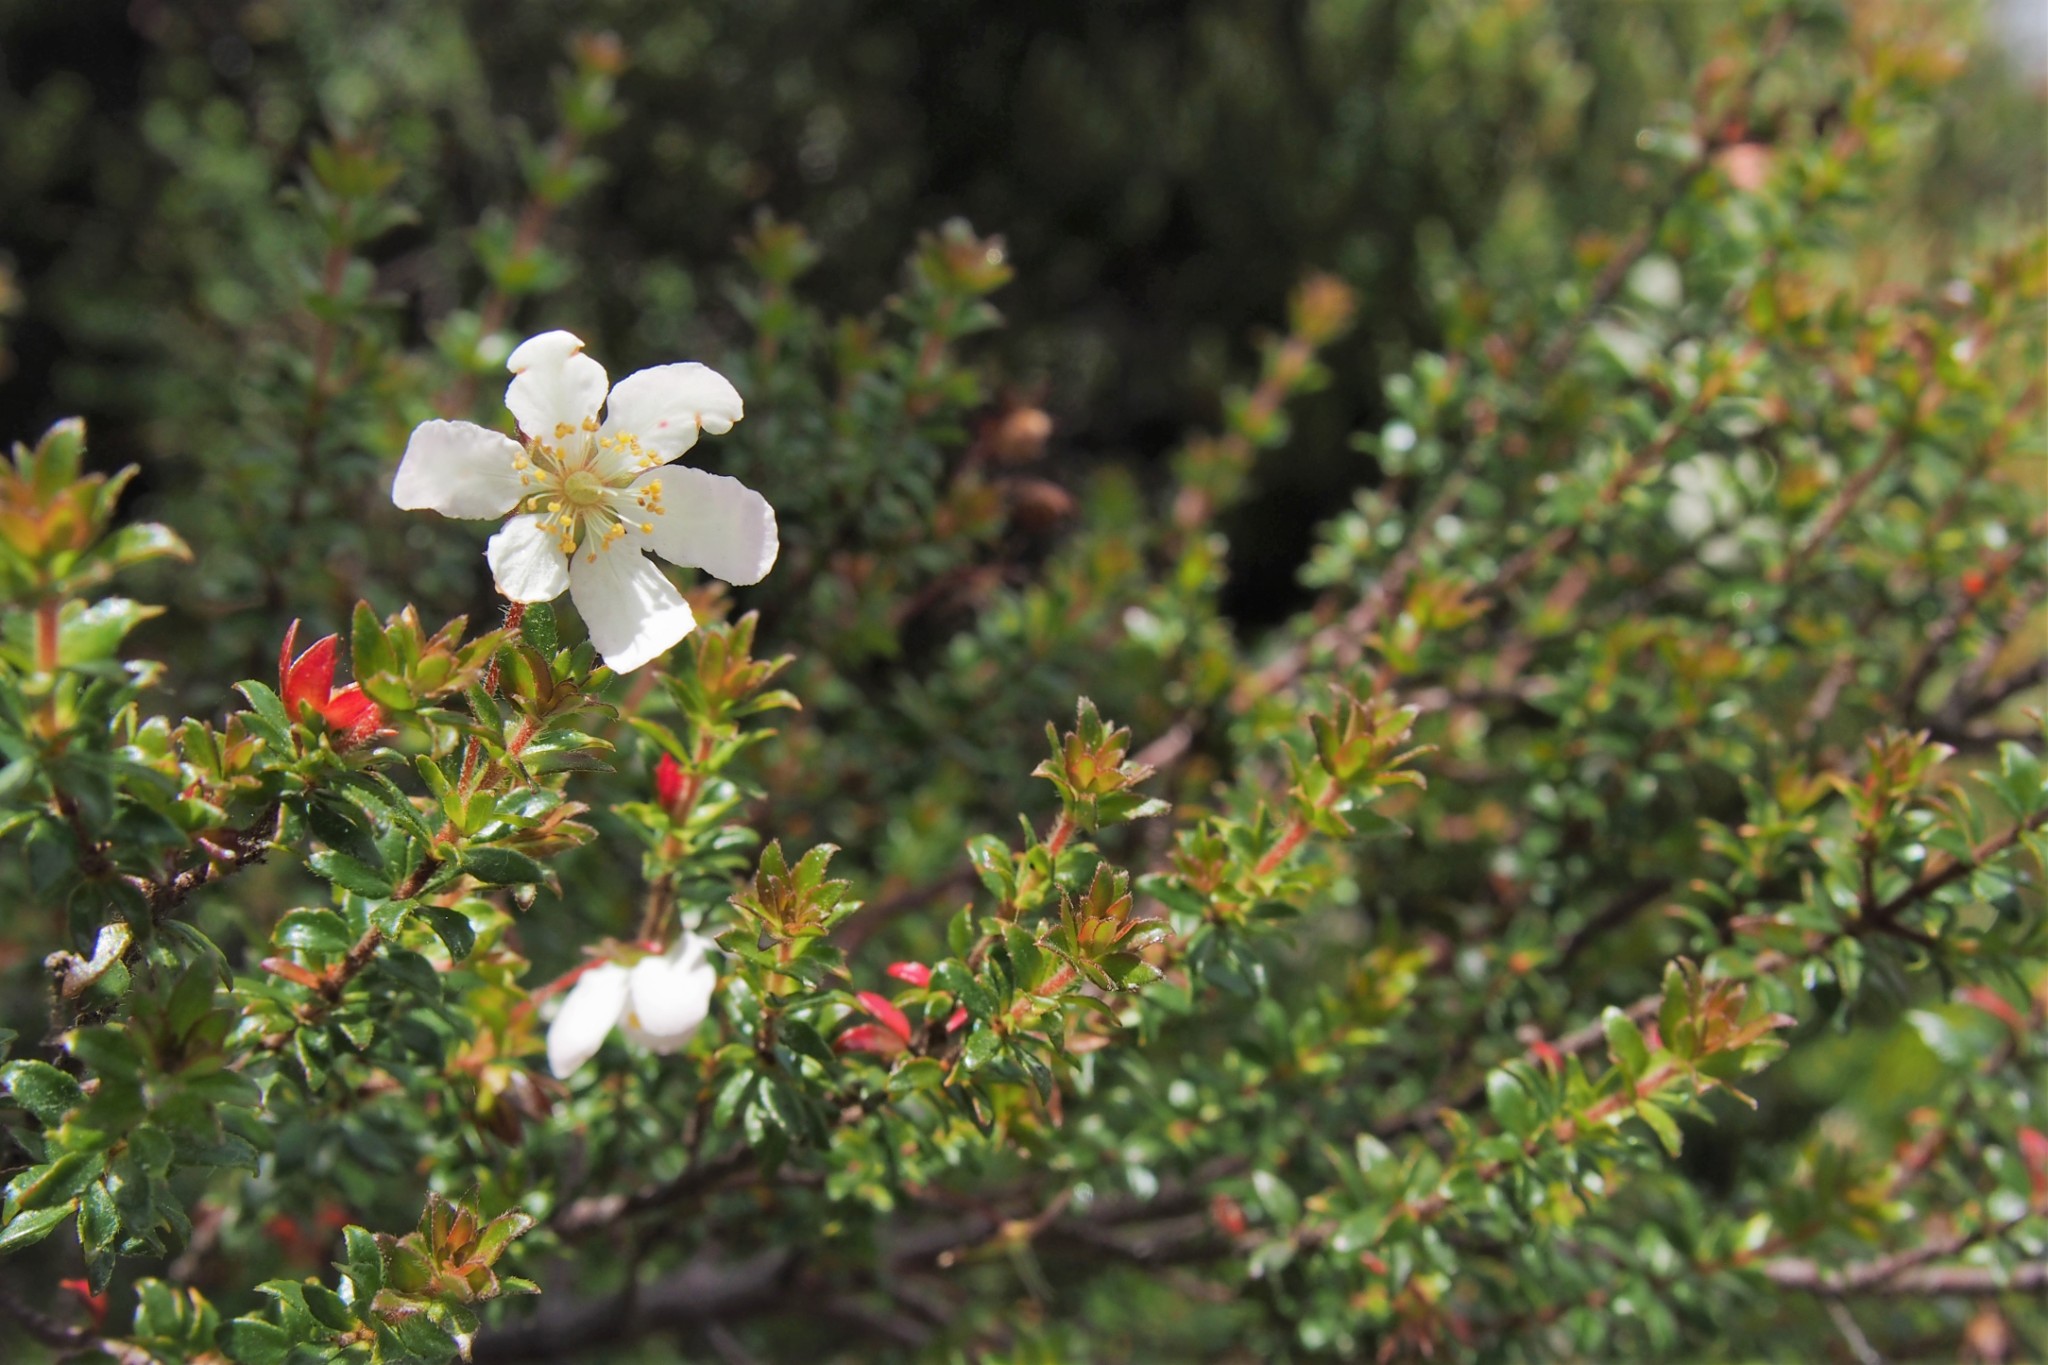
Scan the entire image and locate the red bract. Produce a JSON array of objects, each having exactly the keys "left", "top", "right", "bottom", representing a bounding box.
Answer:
[
  {"left": 857, "top": 990, "right": 914, "bottom": 1044},
  {"left": 946, "top": 1006, "right": 969, "bottom": 1033},
  {"left": 885, "top": 960, "right": 932, "bottom": 987},
  {"left": 655, "top": 752, "right": 686, "bottom": 811},
  {"left": 279, "top": 619, "right": 385, "bottom": 750}
]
